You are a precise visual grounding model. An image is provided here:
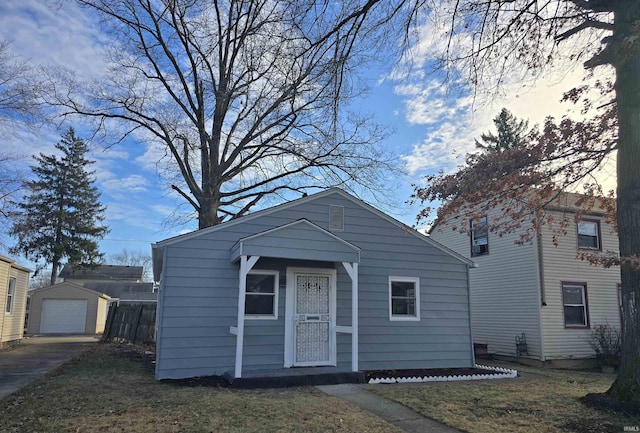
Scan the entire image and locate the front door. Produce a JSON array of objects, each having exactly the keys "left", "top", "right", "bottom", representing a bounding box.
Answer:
[{"left": 288, "top": 270, "right": 336, "bottom": 366}]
